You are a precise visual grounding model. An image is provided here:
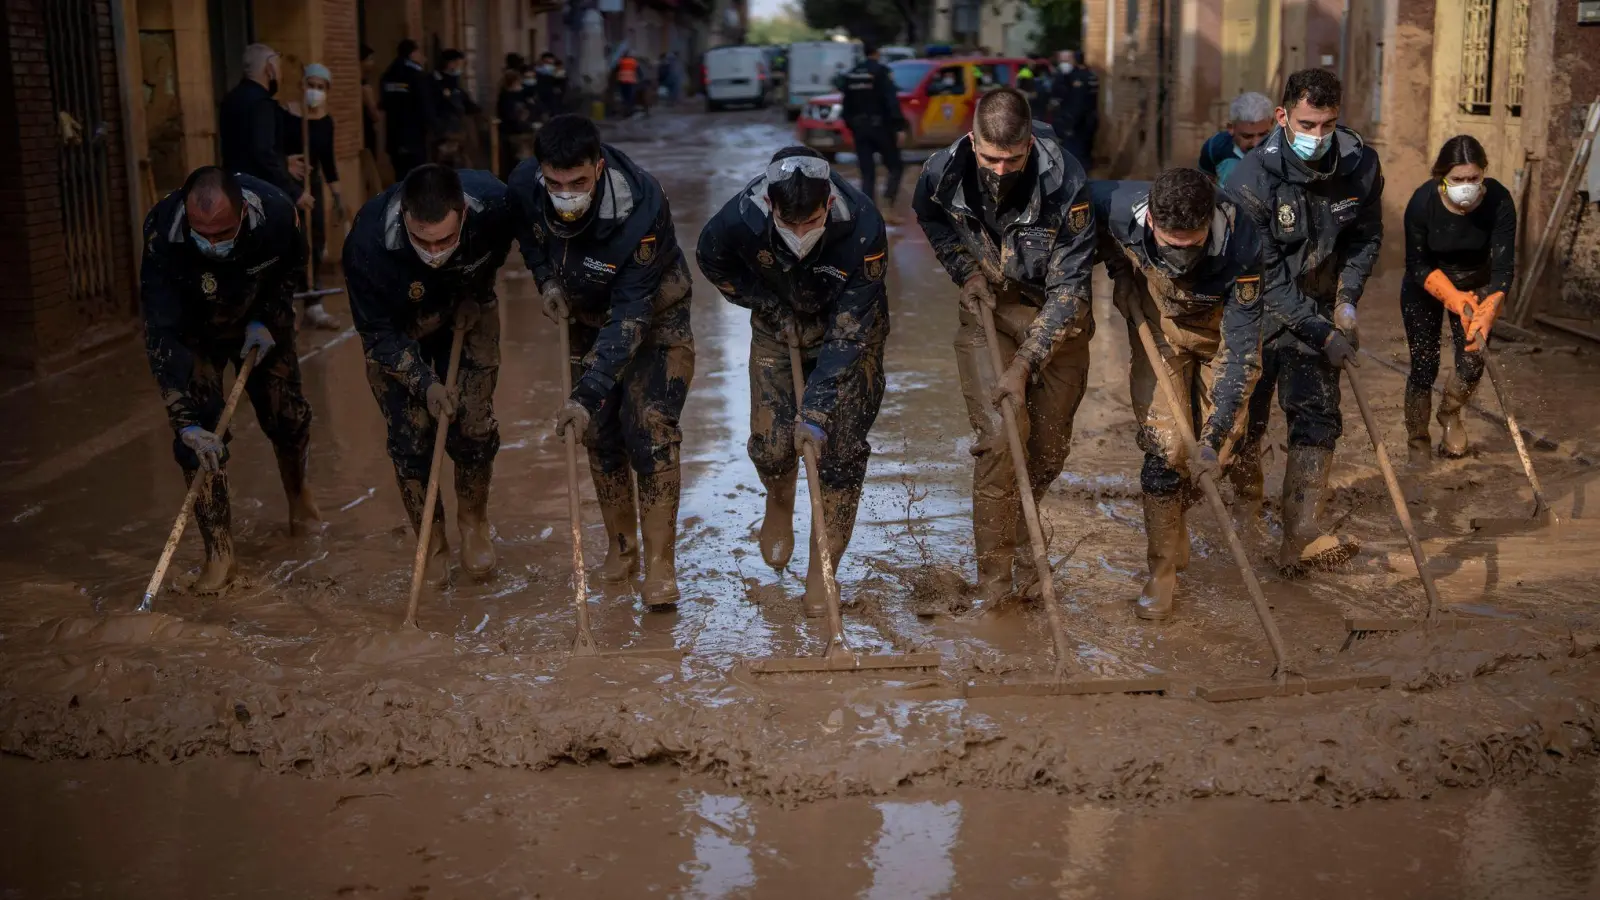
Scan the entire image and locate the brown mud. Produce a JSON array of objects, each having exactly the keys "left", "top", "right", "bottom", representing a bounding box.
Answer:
[{"left": 2, "top": 109, "right": 1600, "bottom": 827}]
